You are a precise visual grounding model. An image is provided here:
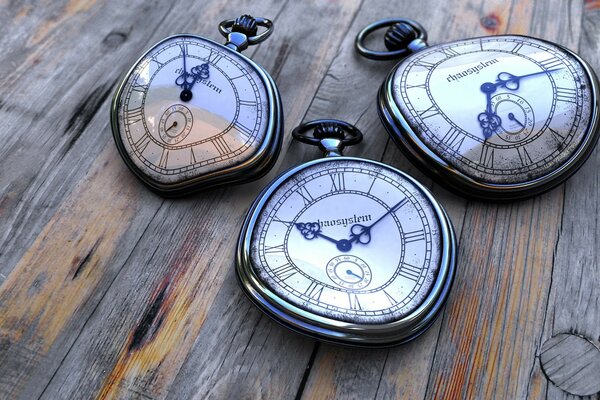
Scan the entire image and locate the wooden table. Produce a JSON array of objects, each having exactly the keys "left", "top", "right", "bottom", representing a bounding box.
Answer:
[{"left": 1, "top": 0, "right": 599, "bottom": 398}]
